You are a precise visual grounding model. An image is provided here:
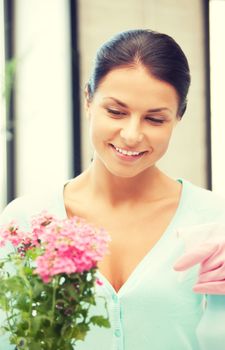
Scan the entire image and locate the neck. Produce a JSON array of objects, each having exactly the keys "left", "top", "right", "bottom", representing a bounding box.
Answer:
[{"left": 86, "top": 157, "right": 177, "bottom": 207}]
